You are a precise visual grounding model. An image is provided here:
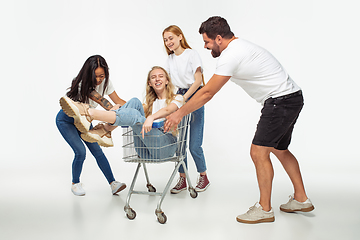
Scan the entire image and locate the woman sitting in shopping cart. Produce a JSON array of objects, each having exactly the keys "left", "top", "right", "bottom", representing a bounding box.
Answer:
[{"left": 60, "top": 66, "right": 184, "bottom": 160}]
